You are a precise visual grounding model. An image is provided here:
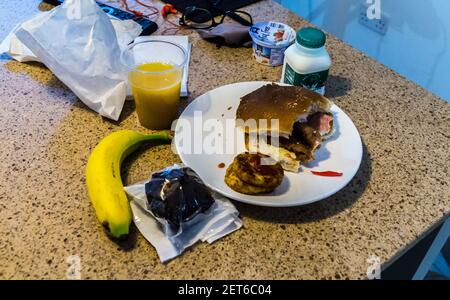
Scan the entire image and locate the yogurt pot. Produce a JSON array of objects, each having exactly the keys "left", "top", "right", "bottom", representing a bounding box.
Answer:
[{"left": 249, "top": 21, "right": 295, "bottom": 67}]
